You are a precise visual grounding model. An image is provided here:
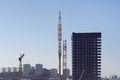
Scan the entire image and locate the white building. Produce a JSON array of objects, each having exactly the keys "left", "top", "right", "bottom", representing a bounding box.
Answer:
[{"left": 35, "top": 64, "right": 43, "bottom": 76}]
